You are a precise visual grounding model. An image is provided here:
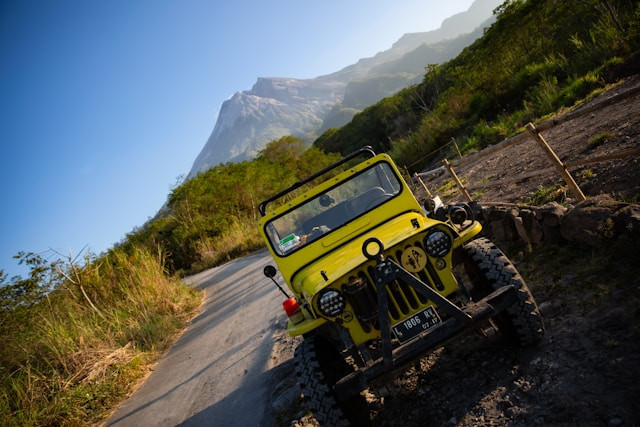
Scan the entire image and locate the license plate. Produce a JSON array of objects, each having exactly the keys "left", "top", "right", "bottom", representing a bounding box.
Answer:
[{"left": 392, "top": 306, "right": 441, "bottom": 344}]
